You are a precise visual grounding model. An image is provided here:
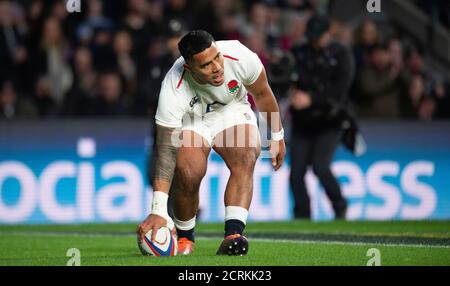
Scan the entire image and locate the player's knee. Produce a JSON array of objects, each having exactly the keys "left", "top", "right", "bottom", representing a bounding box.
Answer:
[{"left": 175, "top": 161, "right": 206, "bottom": 183}]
